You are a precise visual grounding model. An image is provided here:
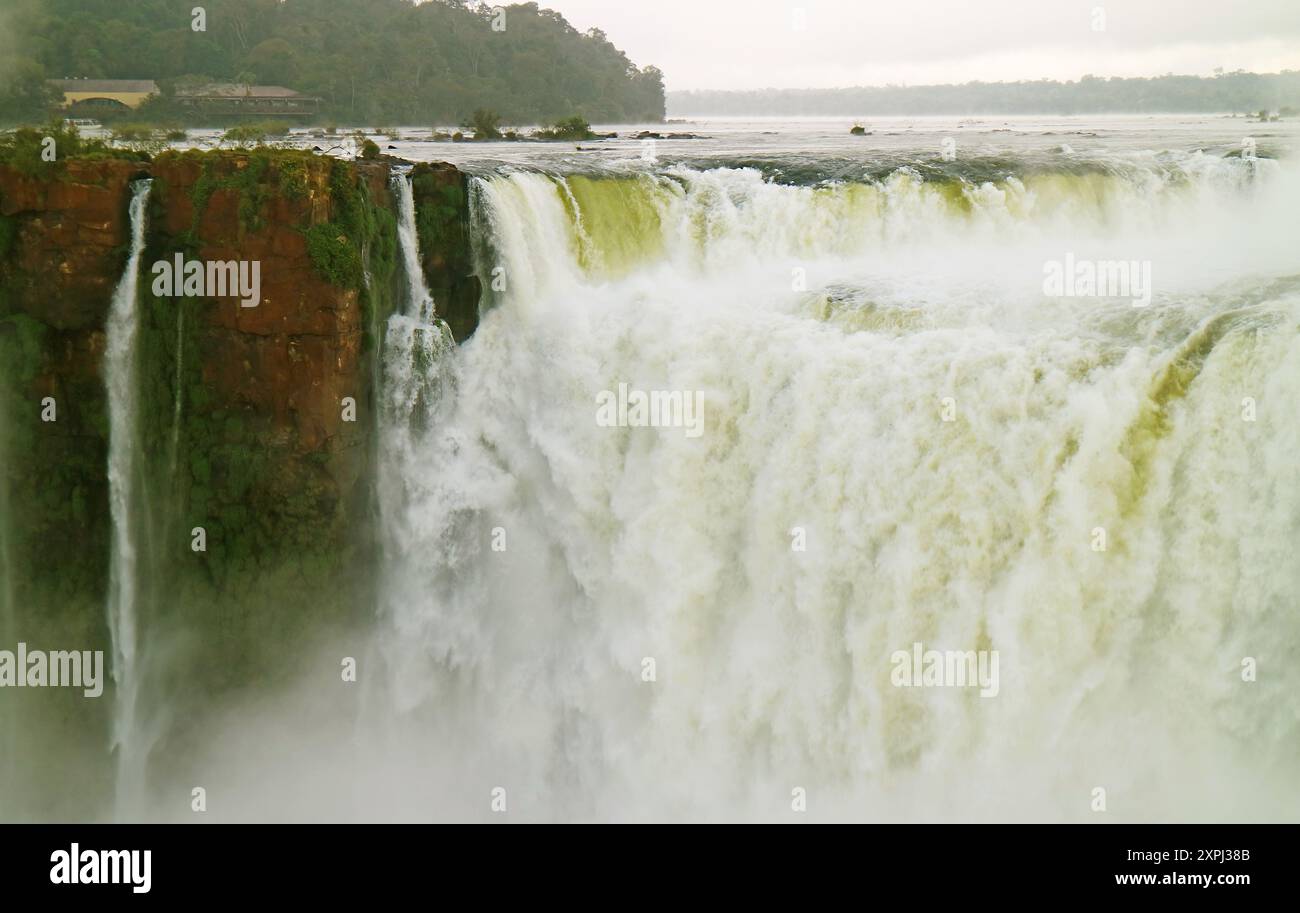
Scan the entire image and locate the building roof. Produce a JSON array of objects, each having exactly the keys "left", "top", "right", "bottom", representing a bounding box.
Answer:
[
  {"left": 175, "top": 83, "right": 305, "bottom": 98},
  {"left": 50, "top": 79, "right": 159, "bottom": 94}
]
